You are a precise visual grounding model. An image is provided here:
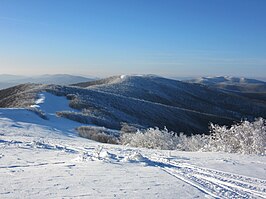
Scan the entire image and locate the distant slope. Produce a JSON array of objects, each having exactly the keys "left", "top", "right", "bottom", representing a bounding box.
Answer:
[
  {"left": 188, "top": 76, "right": 265, "bottom": 84},
  {"left": 187, "top": 76, "right": 266, "bottom": 103},
  {"left": 0, "top": 82, "right": 18, "bottom": 90},
  {"left": 0, "top": 74, "right": 26, "bottom": 89},
  {"left": 72, "top": 76, "right": 121, "bottom": 87},
  {"left": 21, "top": 74, "right": 95, "bottom": 85},
  {"left": 0, "top": 74, "right": 95, "bottom": 89},
  {"left": 187, "top": 76, "right": 266, "bottom": 93},
  {"left": 77, "top": 75, "right": 265, "bottom": 115},
  {"left": 0, "top": 74, "right": 26, "bottom": 81}
]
